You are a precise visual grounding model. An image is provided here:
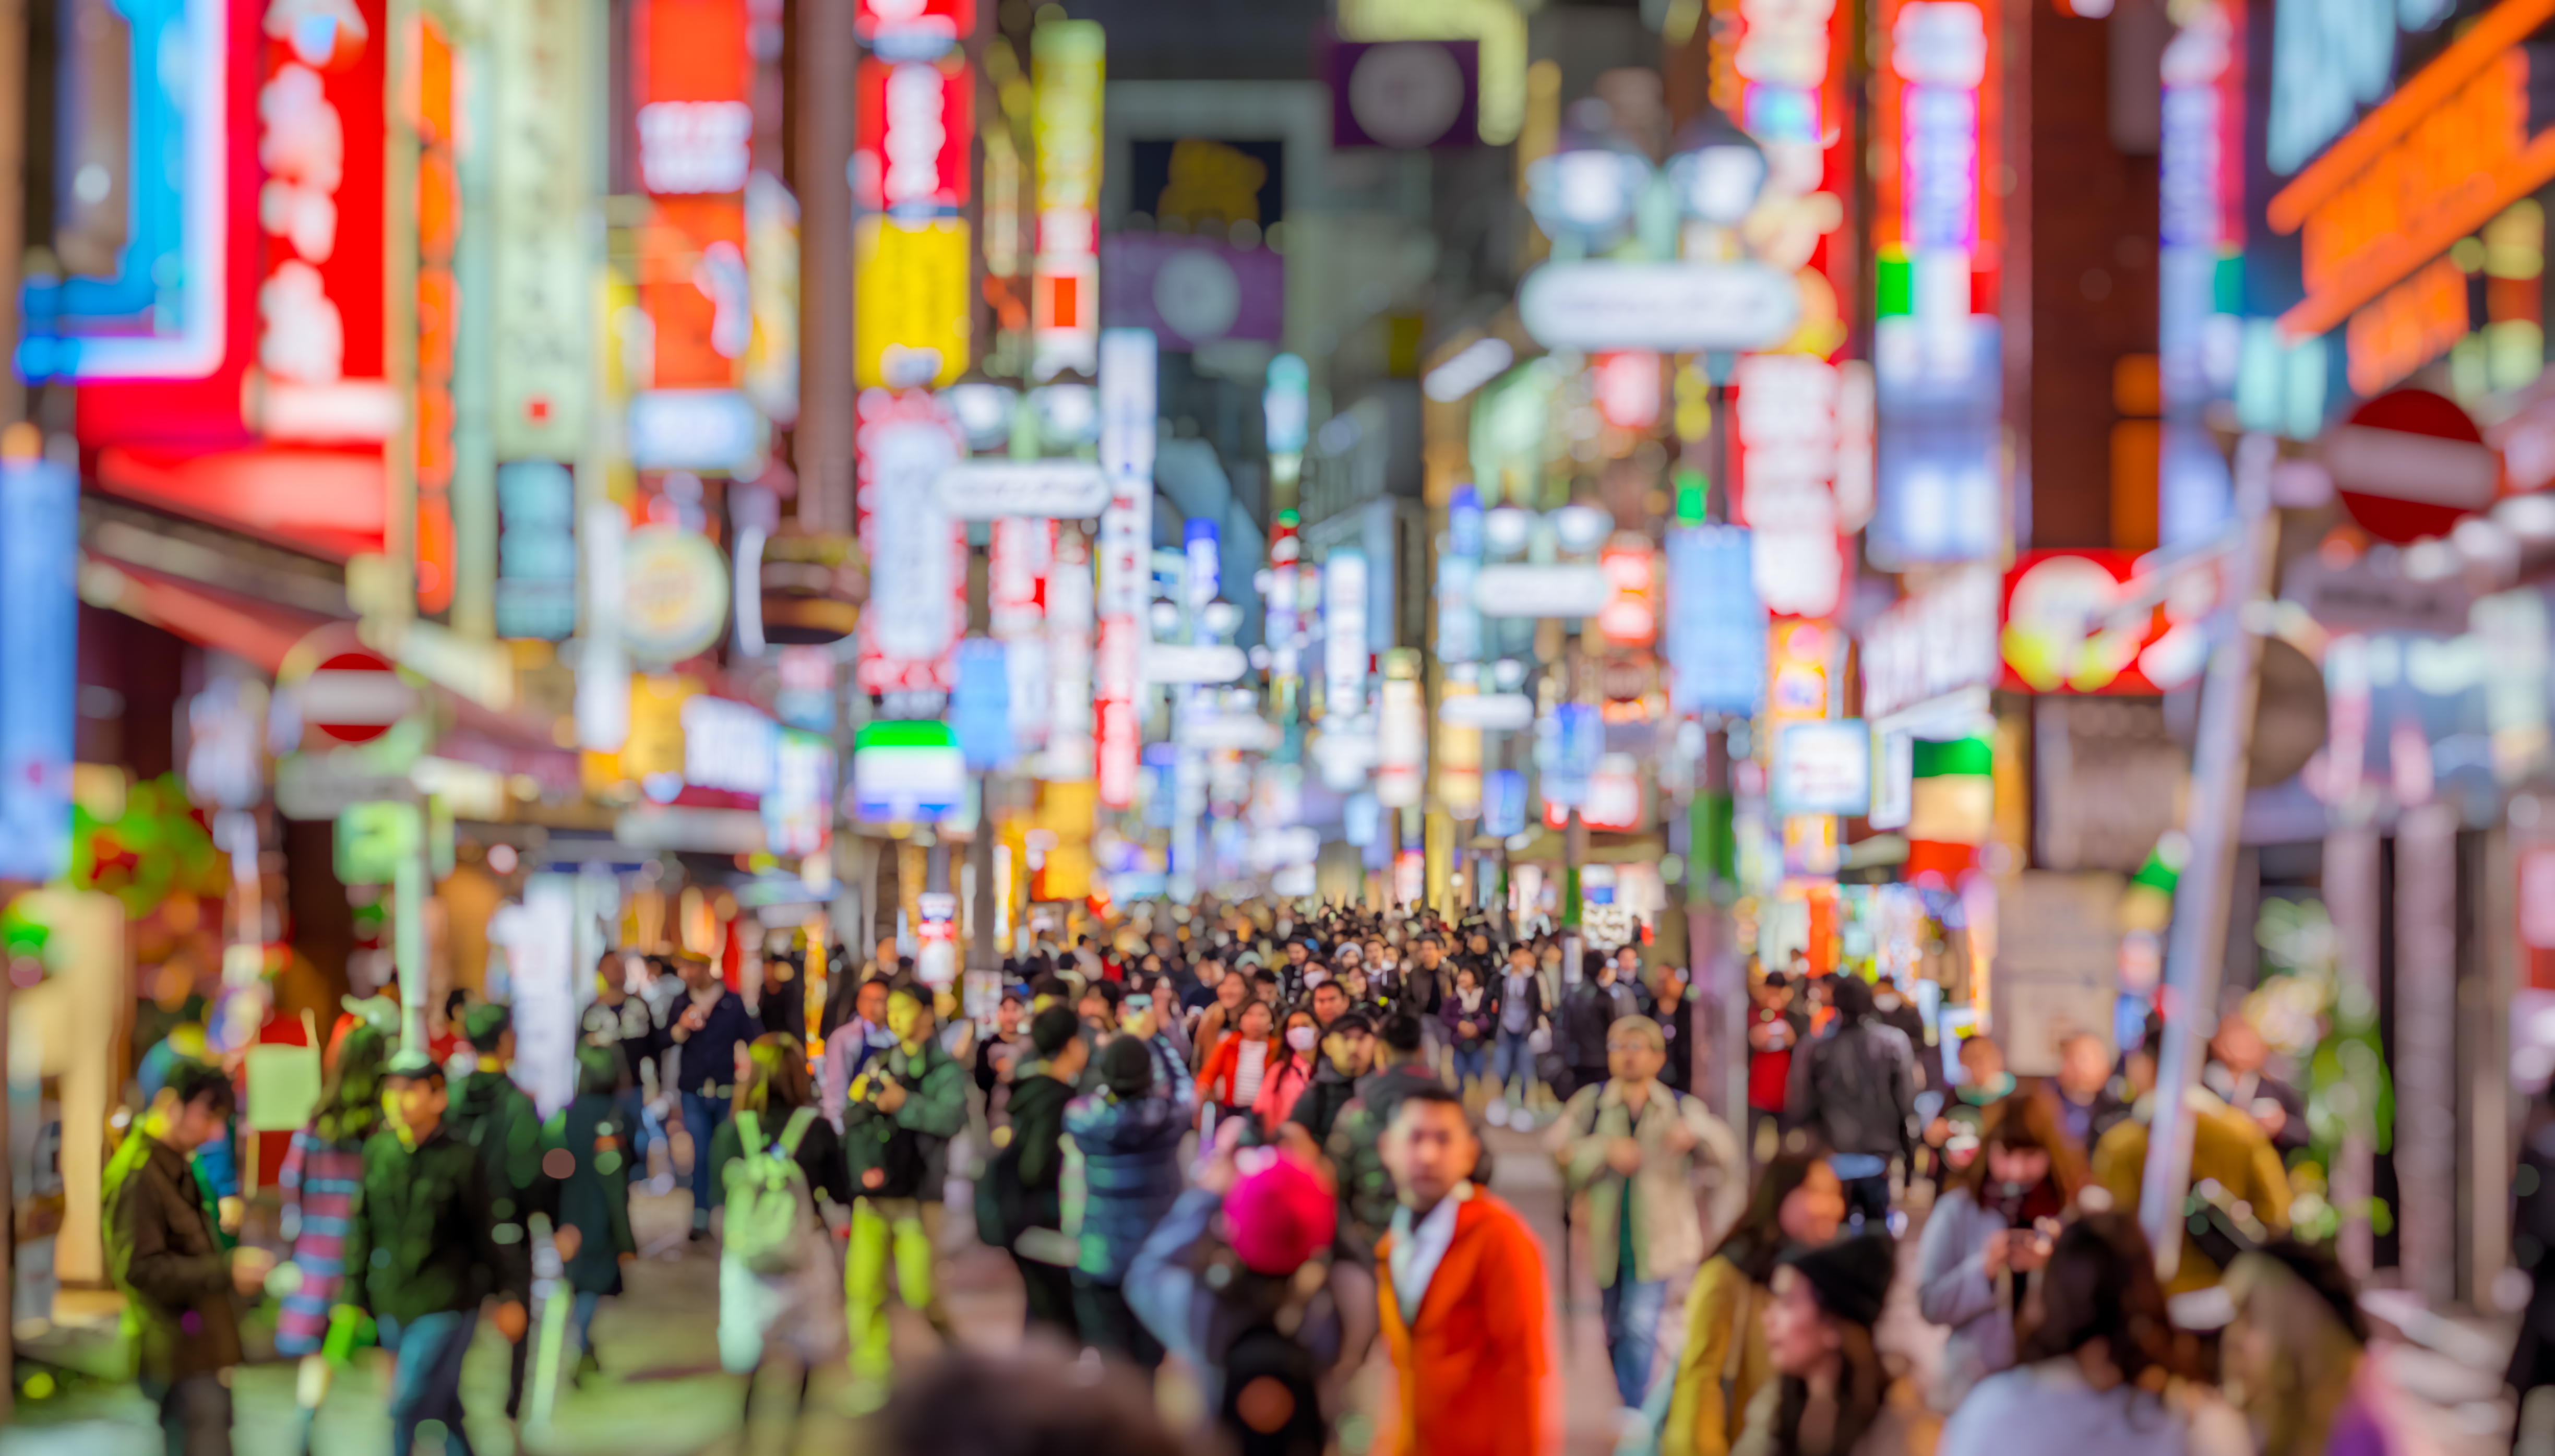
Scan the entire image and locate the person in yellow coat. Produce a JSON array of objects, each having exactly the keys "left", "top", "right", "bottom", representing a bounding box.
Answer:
[
  {"left": 2088, "top": 1025, "right": 2291, "bottom": 1297},
  {"left": 1662, "top": 1153, "right": 1846, "bottom": 1456}
]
